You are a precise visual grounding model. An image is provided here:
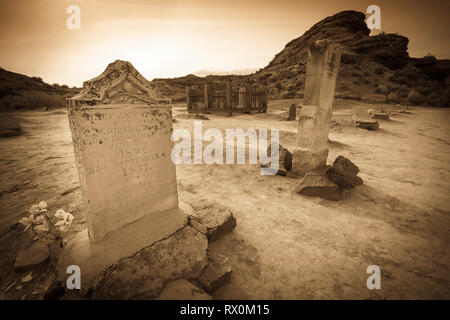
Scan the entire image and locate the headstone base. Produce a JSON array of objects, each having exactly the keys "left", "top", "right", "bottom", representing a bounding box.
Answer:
[
  {"left": 57, "top": 207, "right": 188, "bottom": 289},
  {"left": 291, "top": 148, "right": 329, "bottom": 177}
]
